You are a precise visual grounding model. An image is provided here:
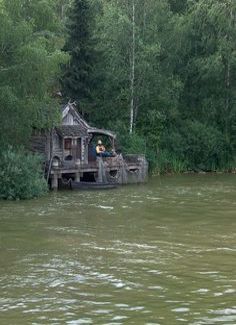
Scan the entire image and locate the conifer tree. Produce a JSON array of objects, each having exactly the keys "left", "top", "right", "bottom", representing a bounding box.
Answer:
[{"left": 61, "top": 0, "right": 94, "bottom": 105}]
